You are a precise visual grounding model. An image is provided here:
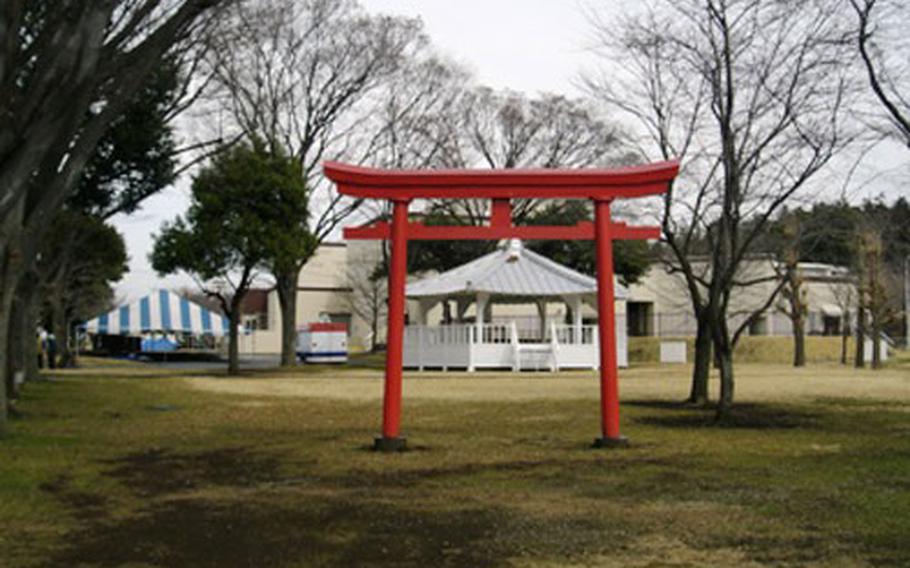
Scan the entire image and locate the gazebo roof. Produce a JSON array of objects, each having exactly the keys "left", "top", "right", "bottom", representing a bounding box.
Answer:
[{"left": 406, "top": 240, "right": 628, "bottom": 300}]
